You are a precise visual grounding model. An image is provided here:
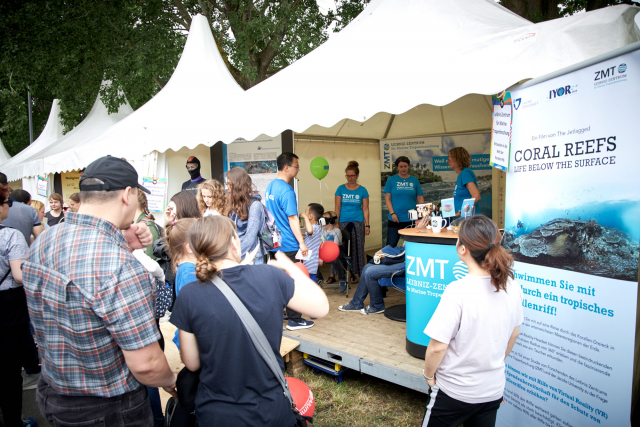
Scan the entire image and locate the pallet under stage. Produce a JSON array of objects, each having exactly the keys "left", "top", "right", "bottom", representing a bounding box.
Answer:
[{"left": 283, "top": 287, "right": 429, "bottom": 394}]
